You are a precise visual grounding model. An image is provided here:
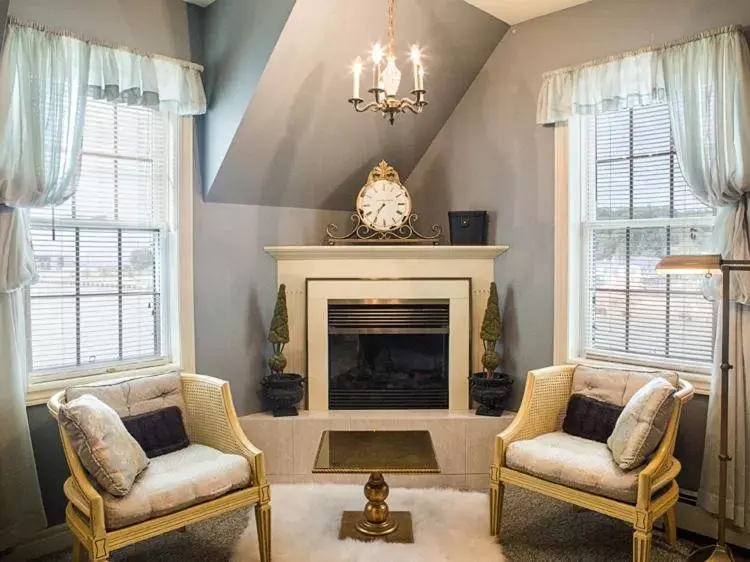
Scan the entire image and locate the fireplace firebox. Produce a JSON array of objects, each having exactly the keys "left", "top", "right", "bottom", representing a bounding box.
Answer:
[{"left": 328, "top": 300, "right": 449, "bottom": 409}]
